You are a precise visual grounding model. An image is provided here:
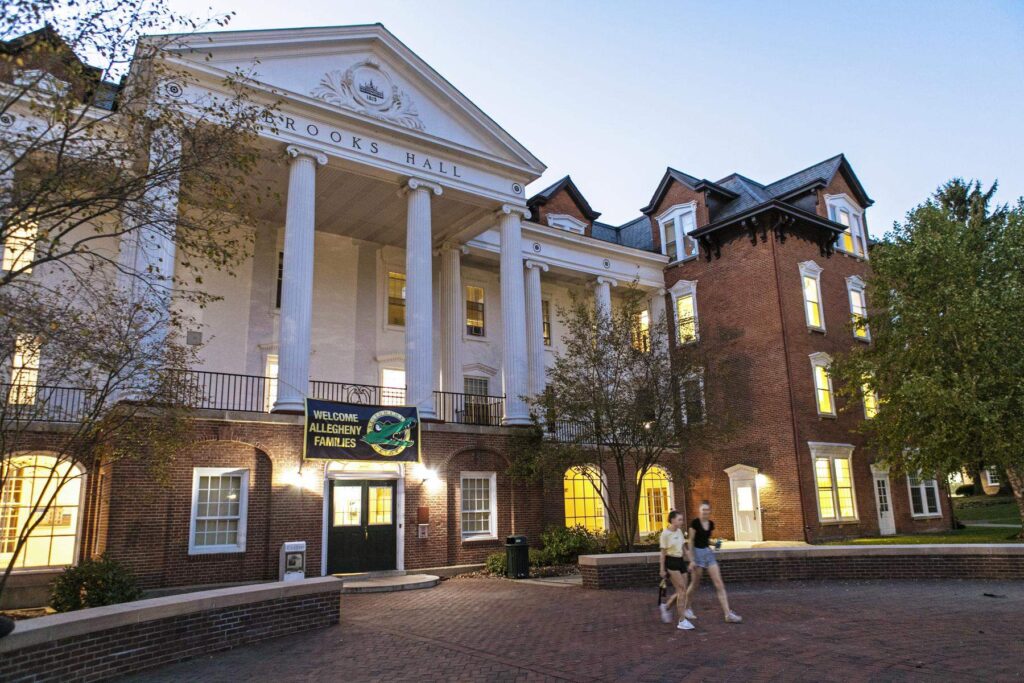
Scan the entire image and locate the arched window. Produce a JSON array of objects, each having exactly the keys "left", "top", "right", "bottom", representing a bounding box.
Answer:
[
  {"left": 0, "top": 454, "right": 84, "bottom": 569},
  {"left": 563, "top": 466, "right": 606, "bottom": 532},
  {"left": 638, "top": 466, "right": 673, "bottom": 535}
]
